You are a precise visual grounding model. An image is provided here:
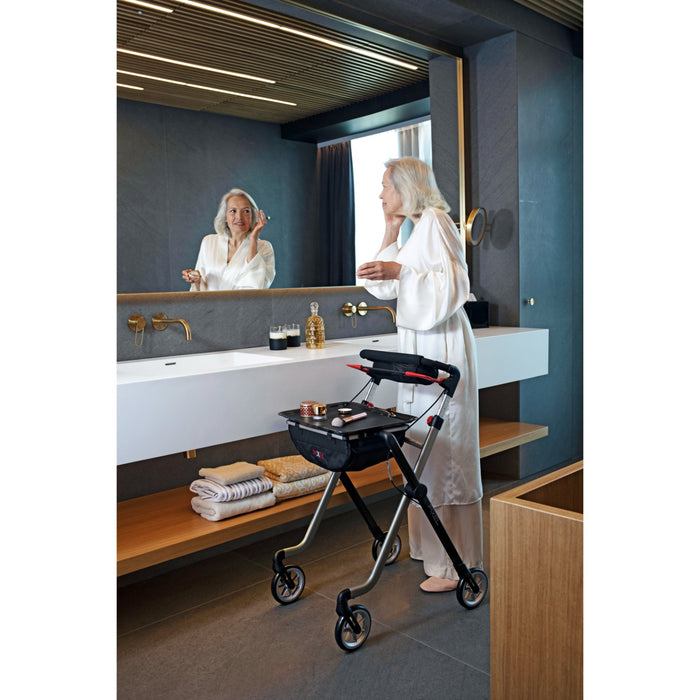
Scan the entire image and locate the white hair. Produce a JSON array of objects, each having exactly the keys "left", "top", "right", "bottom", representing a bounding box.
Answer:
[{"left": 384, "top": 157, "right": 450, "bottom": 216}]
